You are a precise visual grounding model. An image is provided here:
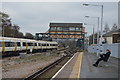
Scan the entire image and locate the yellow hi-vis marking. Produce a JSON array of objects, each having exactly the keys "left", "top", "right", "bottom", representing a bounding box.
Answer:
[
  {"left": 69, "top": 52, "right": 83, "bottom": 79},
  {"left": 46, "top": 44, "right": 48, "bottom": 48},
  {"left": 26, "top": 43, "right": 28, "bottom": 50},
  {"left": 14, "top": 43, "right": 17, "bottom": 51},
  {"left": 40, "top": 44, "right": 42, "bottom": 48},
  {"left": 2, "top": 42, "right": 5, "bottom": 52},
  {"left": 78, "top": 52, "right": 83, "bottom": 79}
]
